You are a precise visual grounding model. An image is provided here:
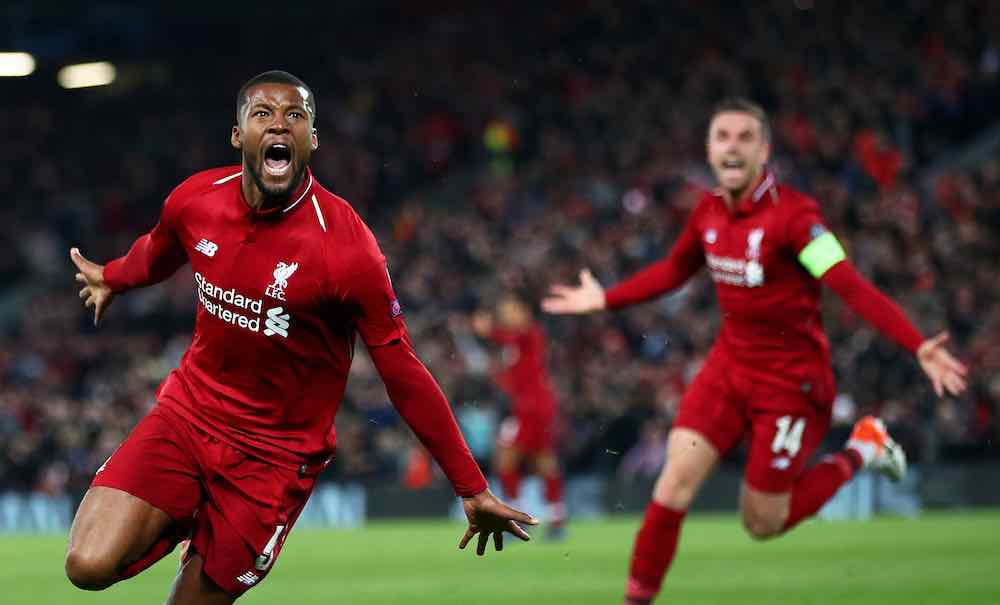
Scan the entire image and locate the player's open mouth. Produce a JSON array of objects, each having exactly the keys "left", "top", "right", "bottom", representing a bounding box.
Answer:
[
  {"left": 722, "top": 158, "right": 745, "bottom": 169},
  {"left": 264, "top": 144, "right": 292, "bottom": 176}
]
